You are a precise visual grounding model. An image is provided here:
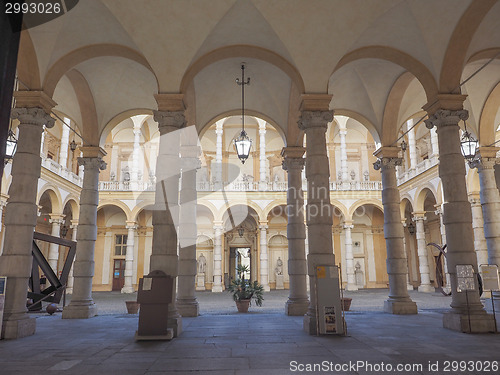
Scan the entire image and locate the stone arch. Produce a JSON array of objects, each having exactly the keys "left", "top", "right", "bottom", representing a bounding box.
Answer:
[
  {"left": 333, "top": 109, "right": 381, "bottom": 145},
  {"left": 330, "top": 200, "right": 349, "bottom": 222},
  {"left": 180, "top": 45, "right": 305, "bottom": 95},
  {"left": 65, "top": 69, "right": 99, "bottom": 145},
  {"left": 414, "top": 186, "right": 438, "bottom": 213},
  {"left": 37, "top": 184, "right": 63, "bottom": 214},
  {"left": 332, "top": 46, "right": 439, "bottom": 102},
  {"left": 17, "top": 30, "right": 41, "bottom": 90},
  {"left": 347, "top": 199, "right": 384, "bottom": 221},
  {"left": 62, "top": 196, "right": 80, "bottom": 220},
  {"left": 400, "top": 194, "right": 415, "bottom": 219},
  {"left": 216, "top": 201, "right": 263, "bottom": 223},
  {"left": 263, "top": 200, "right": 288, "bottom": 220},
  {"left": 130, "top": 200, "right": 156, "bottom": 223},
  {"left": 439, "top": 0, "right": 497, "bottom": 93},
  {"left": 199, "top": 111, "right": 287, "bottom": 146},
  {"left": 478, "top": 80, "right": 500, "bottom": 146},
  {"left": 97, "top": 201, "right": 133, "bottom": 222},
  {"left": 100, "top": 109, "right": 155, "bottom": 146},
  {"left": 43, "top": 44, "right": 158, "bottom": 98}
]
